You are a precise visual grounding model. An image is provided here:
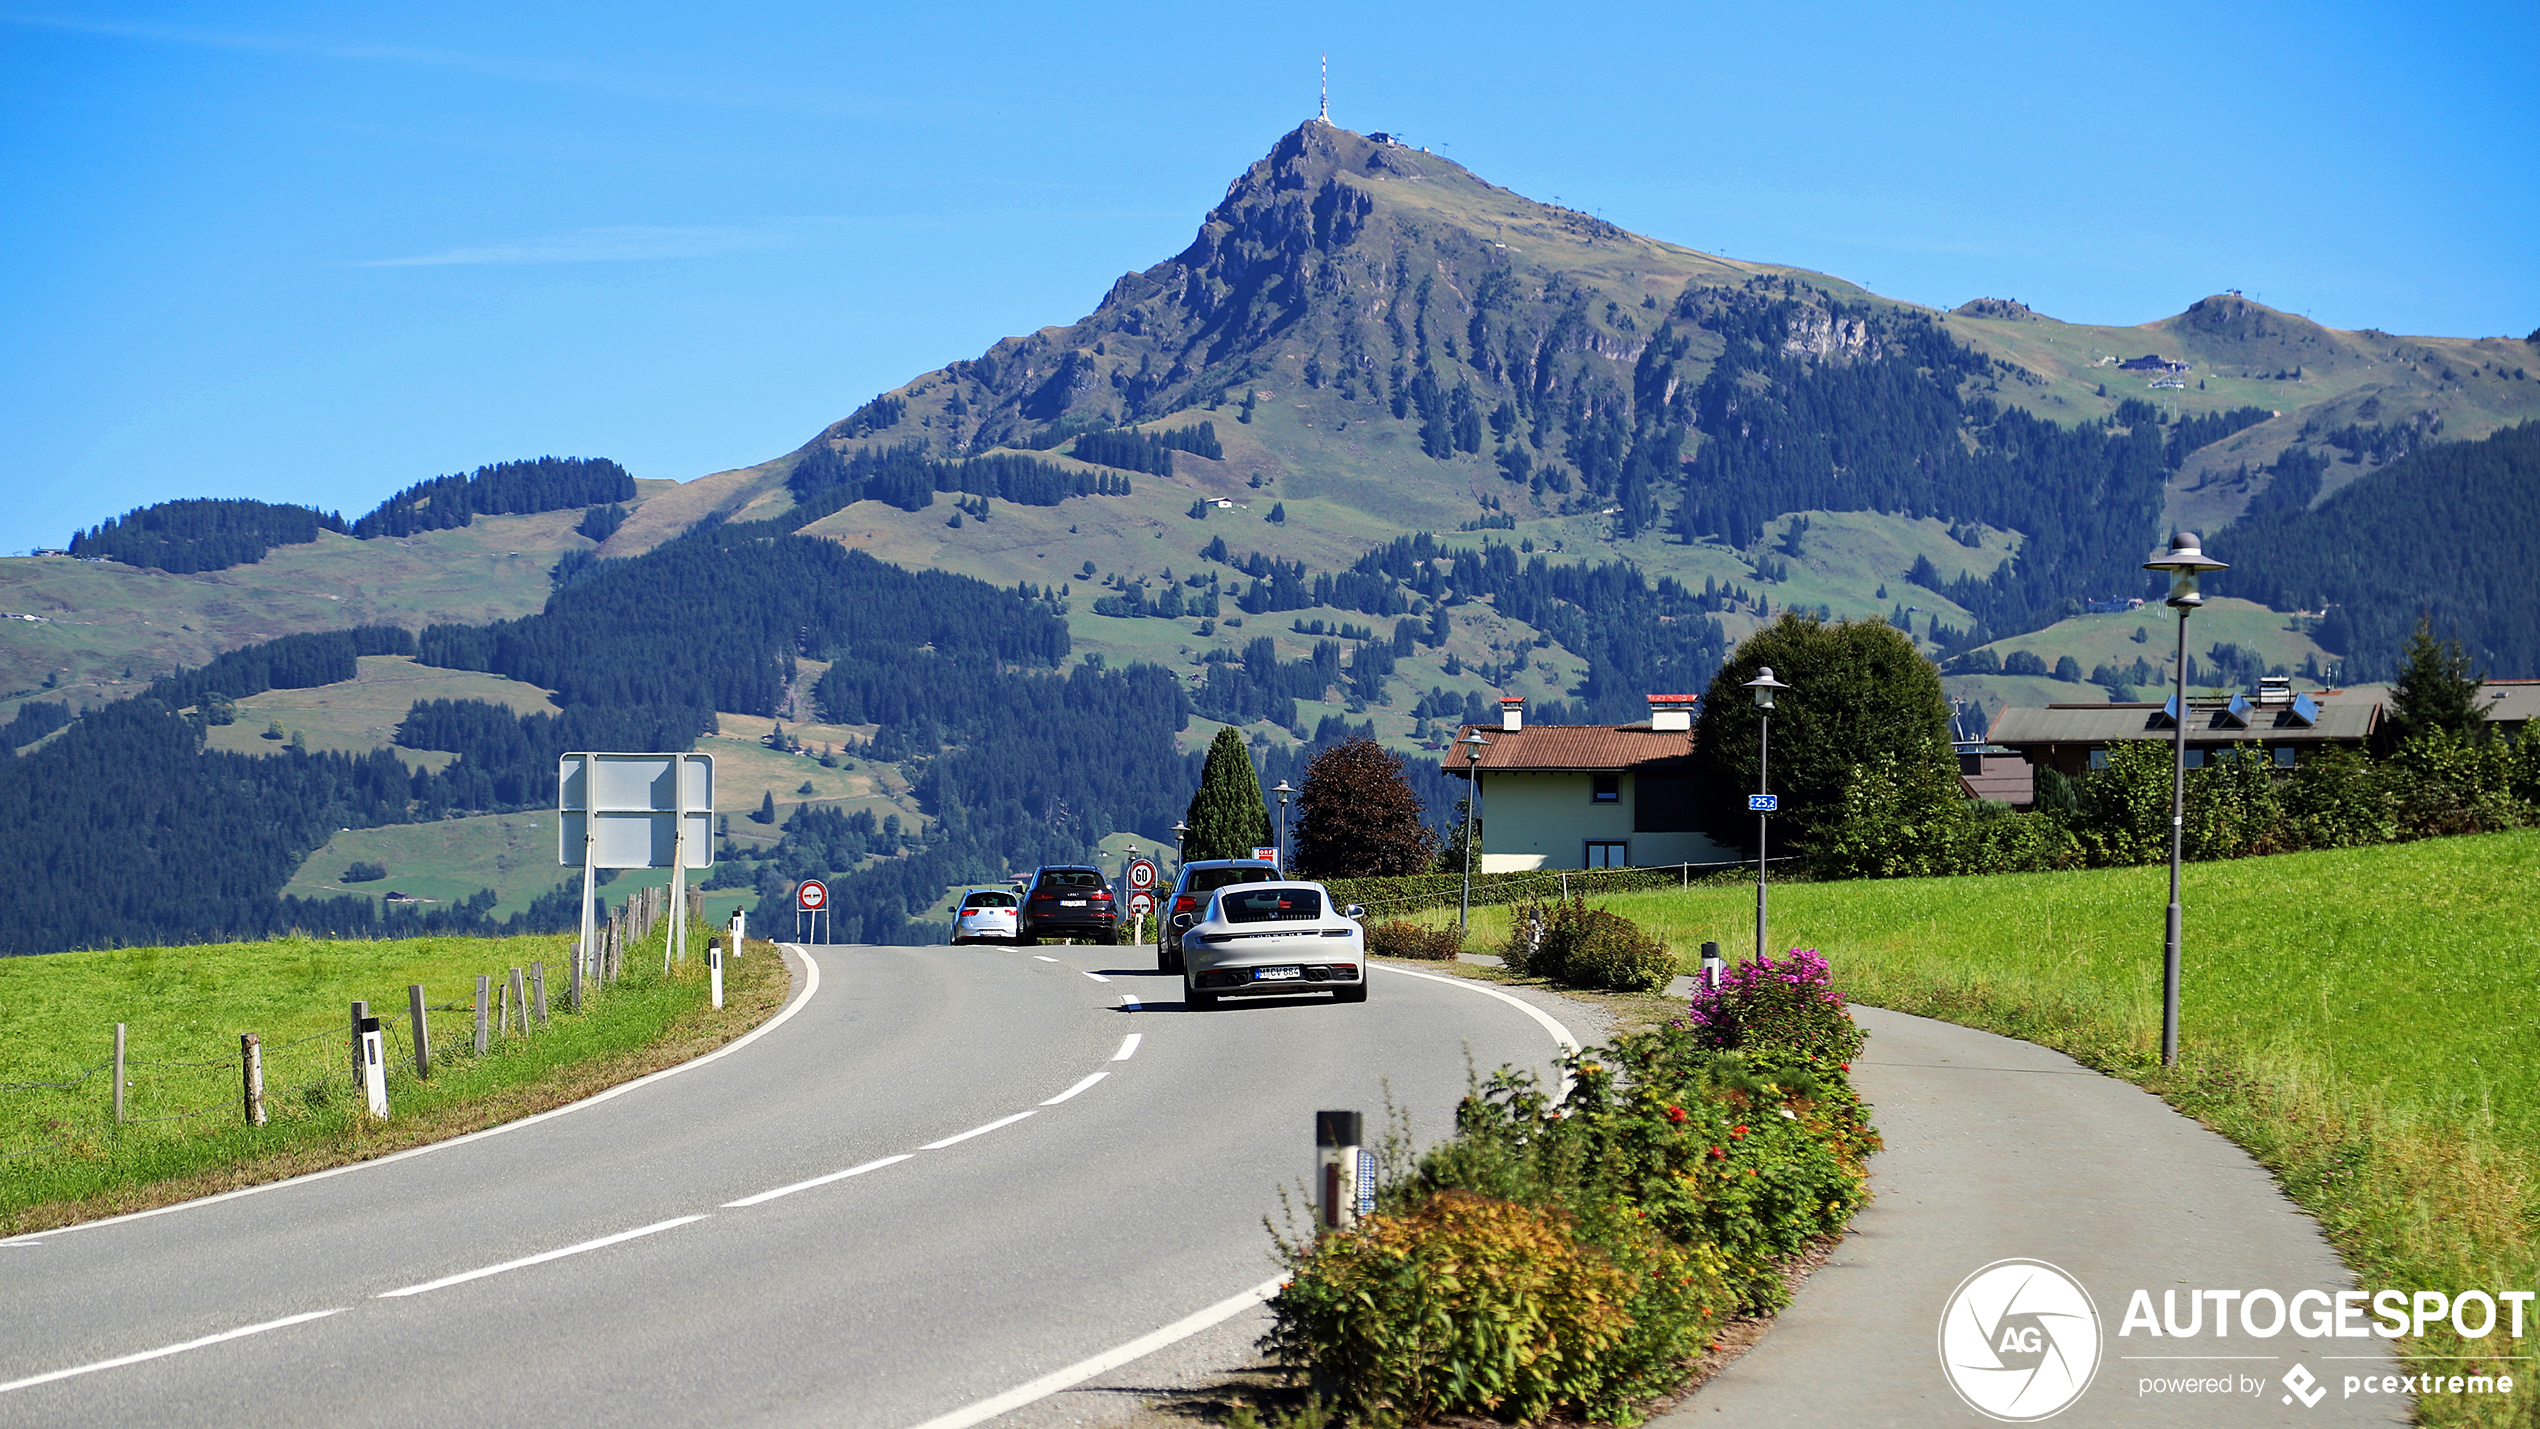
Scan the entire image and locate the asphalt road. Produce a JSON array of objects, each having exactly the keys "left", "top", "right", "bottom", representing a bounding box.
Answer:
[{"left": 0, "top": 944, "right": 1577, "bottom": 1428}]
